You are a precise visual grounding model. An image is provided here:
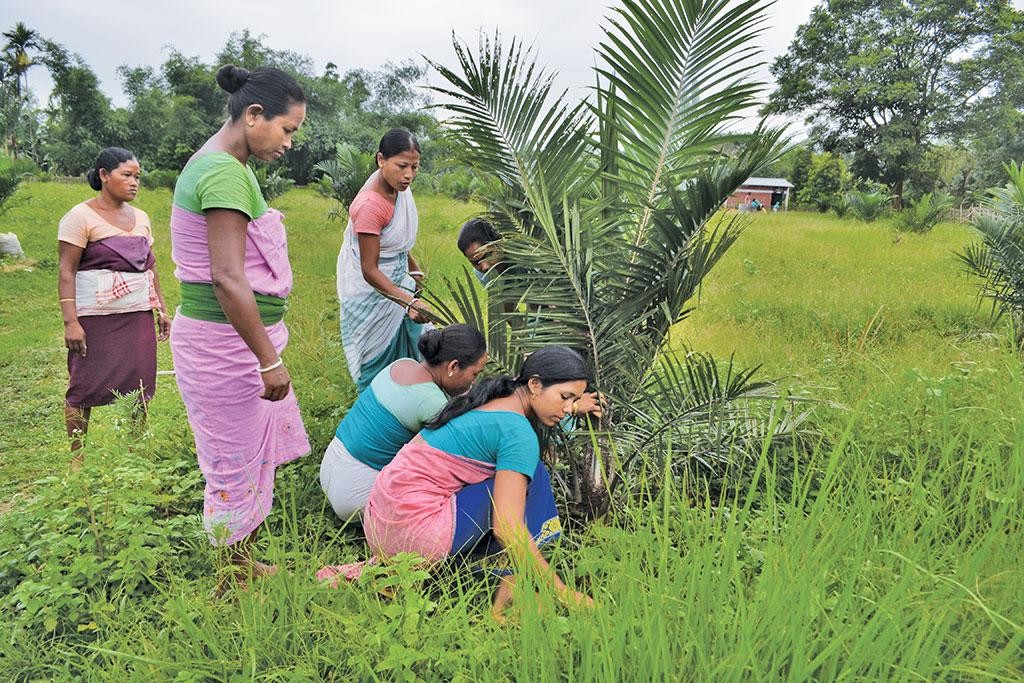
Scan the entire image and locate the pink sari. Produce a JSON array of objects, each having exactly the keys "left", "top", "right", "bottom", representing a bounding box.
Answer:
[
  {"left": 169, "top": 206, "right": 310, "bottom": 546},
  {"left": 363, "top": 437, "right": 496, "bottom": 563}
]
